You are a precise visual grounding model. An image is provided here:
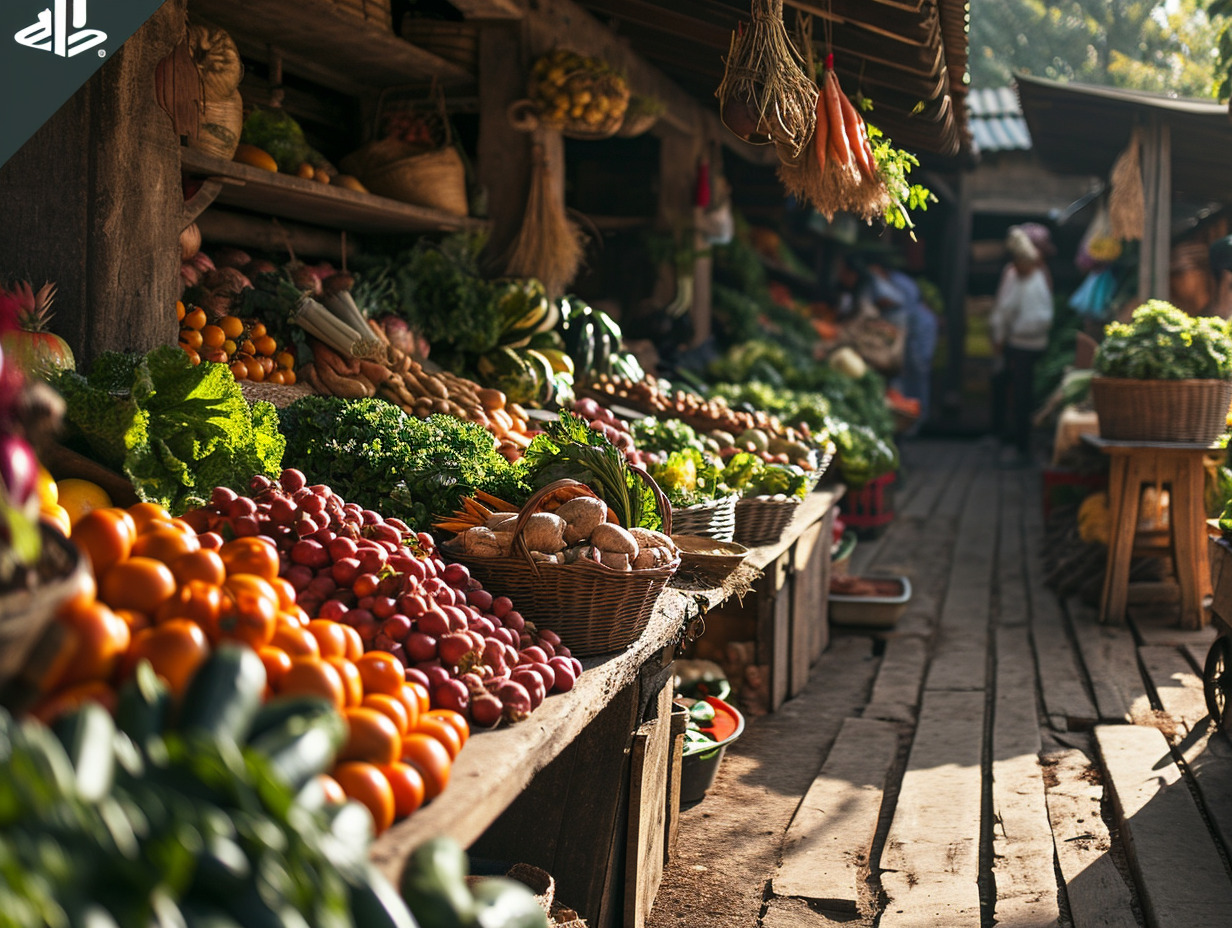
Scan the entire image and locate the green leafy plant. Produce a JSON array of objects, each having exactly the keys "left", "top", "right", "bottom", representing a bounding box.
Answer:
[
  {"left": 866, "top": 122, "right": 935, "bottom": 235},
  {"left": 1094, "top": 300, "right": 1232, "bottom": 380}
]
